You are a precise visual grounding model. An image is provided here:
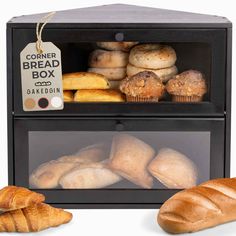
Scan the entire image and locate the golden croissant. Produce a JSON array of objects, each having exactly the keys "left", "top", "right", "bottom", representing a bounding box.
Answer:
[
  {"left": 0, "top": 186, "right": 45, "bottom": 211},
  {"left": 0, "top": 203, "right": 72, "bottom": 232}
]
